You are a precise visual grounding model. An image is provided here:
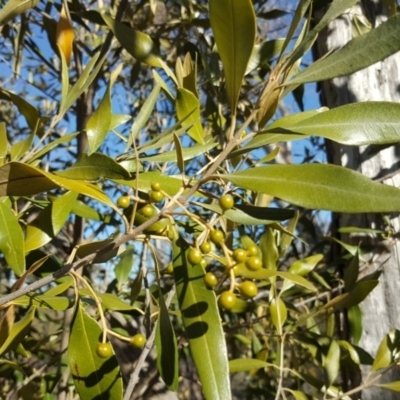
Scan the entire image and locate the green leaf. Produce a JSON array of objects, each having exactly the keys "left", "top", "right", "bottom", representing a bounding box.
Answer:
[
  {"left": 155, "top": 291, "right": 179, "bottom": 390},
  {"left": 25, "top": 191, "right": 78, "bottom": 253},
  {"left": 266, "top": 102, "right": 400, "bottom": 146},
  {"left": 29, "top": 132, "right": 79, "bottom": 163},
  {"left": 61, "top": 52, "right": 107, "bottom": 114},
  {"left": 0, "top": 307, "right": 34, "bottom": 357},
  {"left": 209, "top": 0, "right": 256, "bottom": 112},
  {"left": 127, "top": 84, "right": 160, "bottom": 148},
  {"left": 0, "top": 200, "right": 25, "bottom": 276},
  {"left": 290, "top": 13, "right": 400, "bottom": 85},
  {"left": 71, "top": 198, "right": 112, "bottom": 222},
  {"left": 140, "top": 142, "right": 218, "bottom": 163},
  {"left": 173, "top": 132, "right": 185, "bottom": 174},
  {"left": 288, "top": 254, "right": 323, "bottom": 276},
  {"left": 0, "top": 122, "right": 8, "bottom": 162},
  {"left": 176, "top": 88, "right": 204, "bottom": 144},
  {"left": 68, "top": 302, "right": 123, "bottom": 399},
  {"left": 115, "top": 248, "right": 135, "bottom": 289},
  {"left": 269, "top": 297, "right": 287, "bottom": 331},
  {"left": 0, "top": 89, "right": 40, "bottom": 132},
  {"left": 229, "top": 358, "right": 274, "bottom": 373},
  {"left": 10, "top": 121, "right": 37, "bottom": 161},
  {"left": 56, "top": 153, "right": 130, "bottom": 180},
  {"left": 344, "top": 252, "right": 359, "bottom": 292},
  {"left": 79, "top": 289, "right": 138, "bottom": 312},
  {"left": 76, "top": 239, "right": 123, "bottom": 264},
  {"left": 172, "top": 230, "right": 231, "bottom": 399},
  {"left": 11, "top": 295, "right": 74, "bottom": 310},
  {"left": 246, "top": 39, "right": 285, "bottom": 74},
  {"left": 324, "top": 340, "right": 340, "bottom": 385},
  {"left": 372, "top": 334, "right": 392, "bottom": 371},
  {"left": 376, "top": 381, "right": 400, "bottom": 392},
  {"left": 196, "top": 202, "right": 295, "bottom": 225},
  {"left": 220, "top": 164, "right": 400, "bottom": 212},
  {"left": 103, "top": 14, "right": 161, "bottom": 67},
  {"left": 0, "top": 0, "right": 40, "bottom": 27},
  {"left": 287, "top": 0, "right": 359, "bottom": 67},
  {"left": 86, "top": 77, "right": 114, "bottom": 154},
  {"left": 348, "top": 305, "right": 362, "bottom": 345}
]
